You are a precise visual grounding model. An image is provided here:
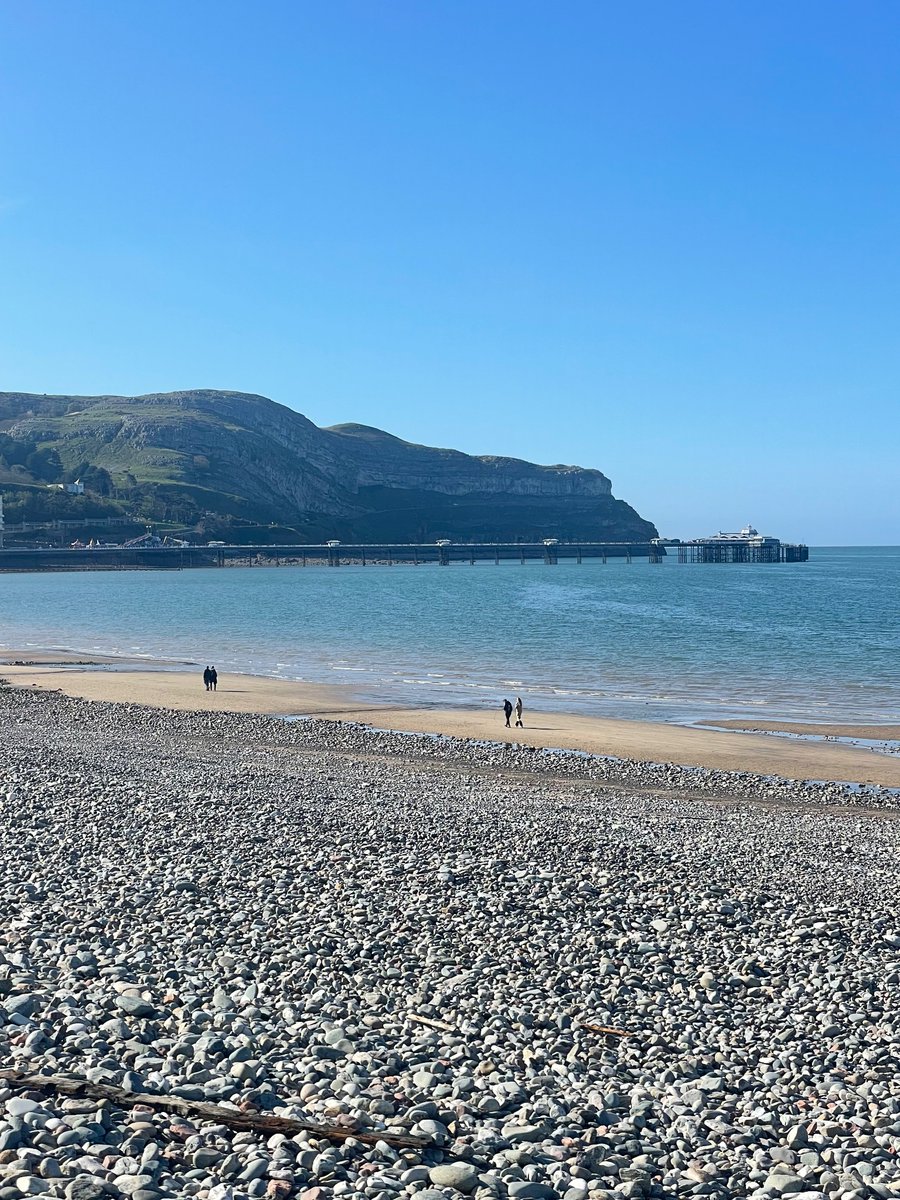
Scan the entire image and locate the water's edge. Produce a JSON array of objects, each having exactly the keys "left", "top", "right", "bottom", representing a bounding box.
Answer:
[{"left": 1, "top": 548, "right": 898, "bottom": 726}]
